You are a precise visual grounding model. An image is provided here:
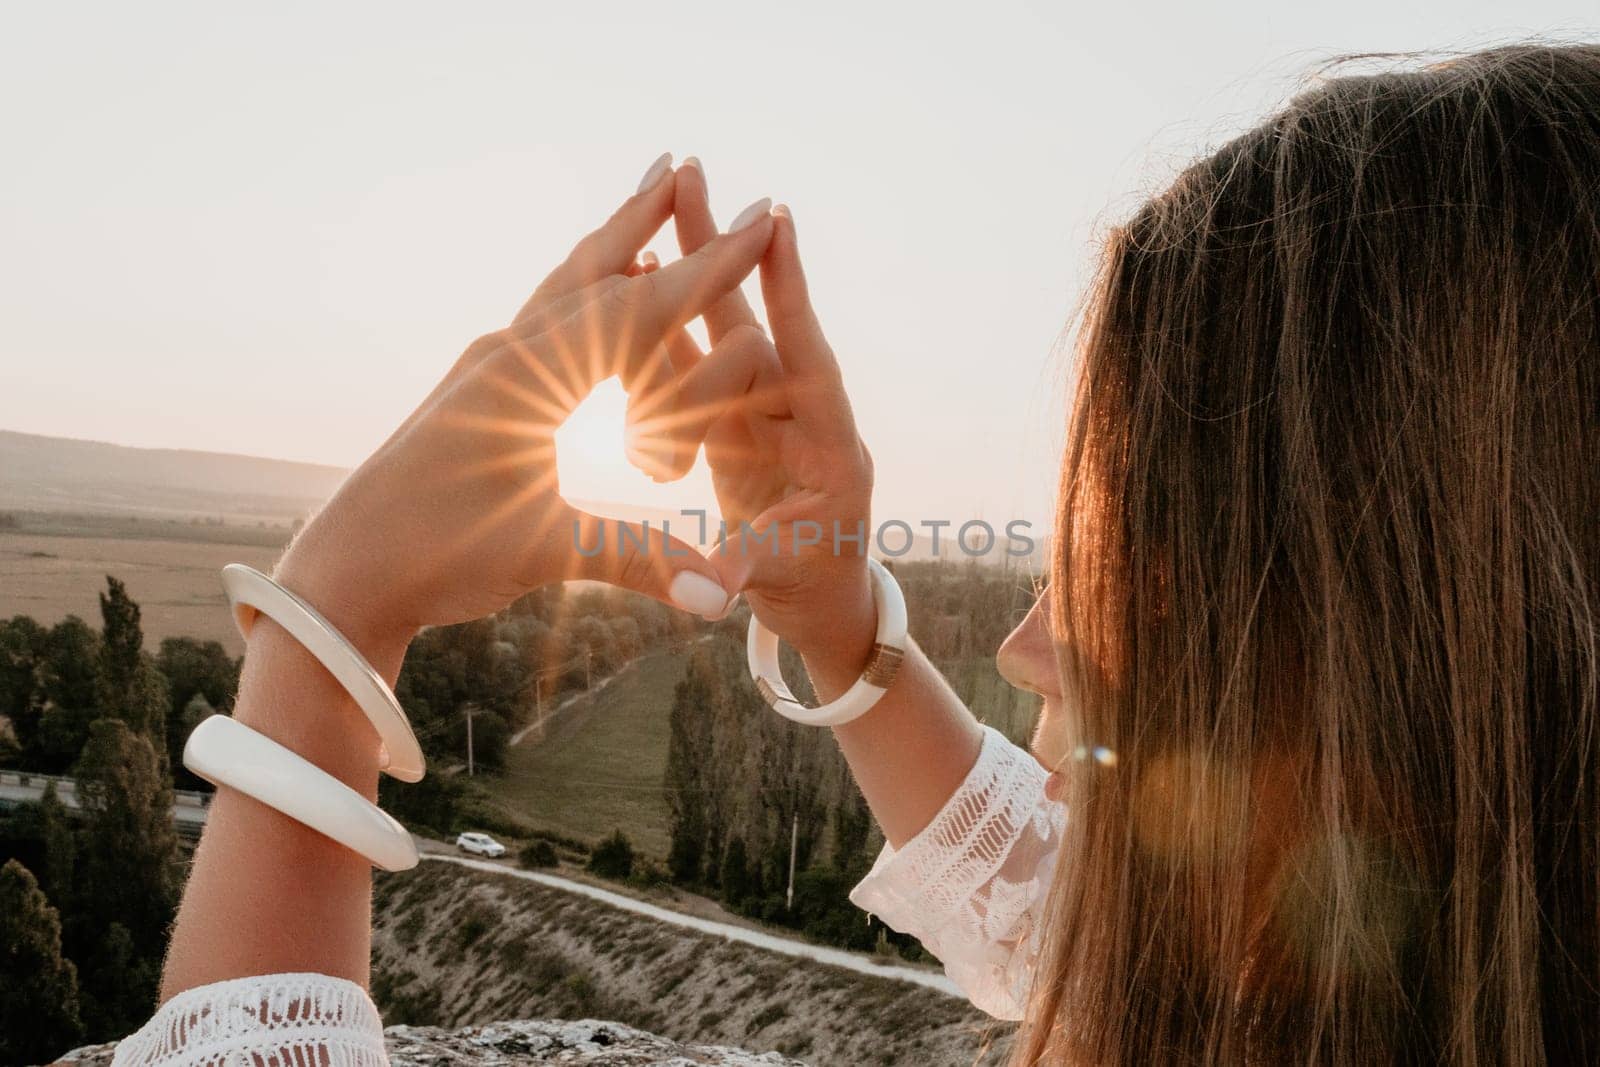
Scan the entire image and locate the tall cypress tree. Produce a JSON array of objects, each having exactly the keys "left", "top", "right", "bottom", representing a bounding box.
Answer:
[
  {"left": 95, "top": 576, "right": 168, "bottom": 749},
  {"left": 665, "top": 650, "right": 715, "bottom": 883},
  {"left": 71, "top": 719, "right": 179, "bottom": 1038}
]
